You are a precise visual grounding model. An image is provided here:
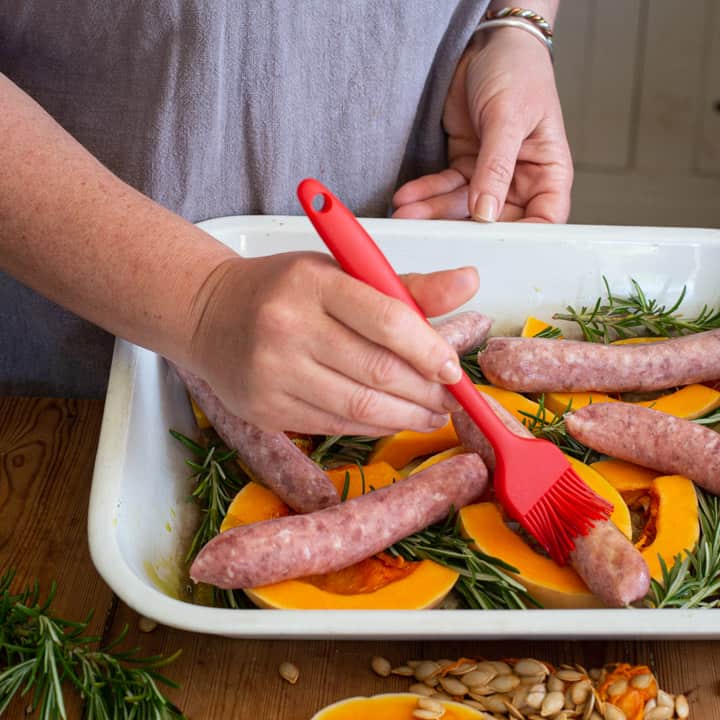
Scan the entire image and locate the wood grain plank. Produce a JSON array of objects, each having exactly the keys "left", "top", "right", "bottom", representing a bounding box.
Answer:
[
  {"left": 695, "top": 1, "right": 720, "bottom": 175},
  {"left": 0, "top": 397, "right": 114, "bottom": 718},
  {"left": 104, "top": 601, "right": 720, "bottom": 719},
  {"left": 634, "top": 0, "right": 710, "bottom": 171}
]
